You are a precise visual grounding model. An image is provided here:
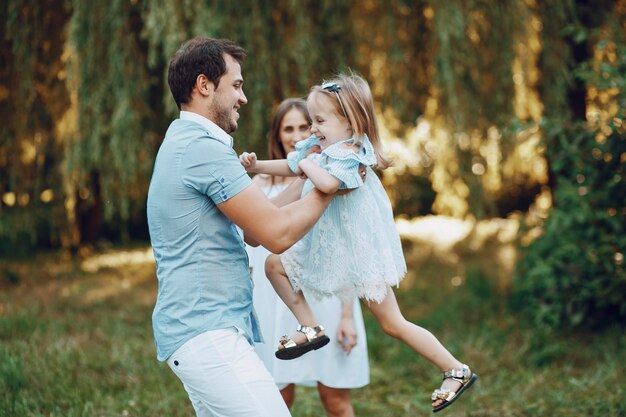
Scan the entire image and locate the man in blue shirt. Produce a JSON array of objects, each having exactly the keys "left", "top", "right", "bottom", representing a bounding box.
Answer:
[{"left": 147, "top": 37, "right": 334, "bottom": 417}]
